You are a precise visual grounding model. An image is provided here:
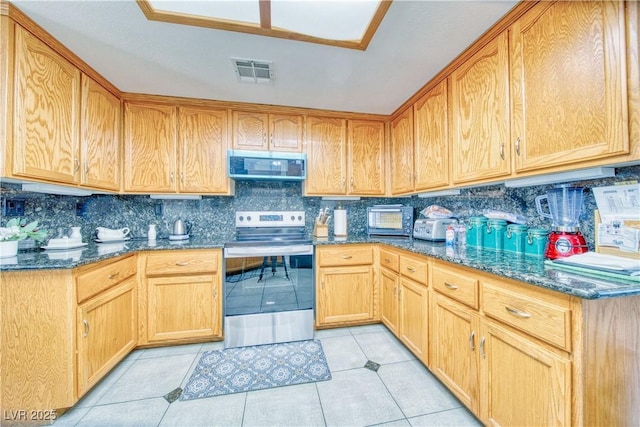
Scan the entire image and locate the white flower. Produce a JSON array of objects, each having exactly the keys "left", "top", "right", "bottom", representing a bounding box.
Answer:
[{"left": 0, "top": 218, "right": 48, "bottom": 242}]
